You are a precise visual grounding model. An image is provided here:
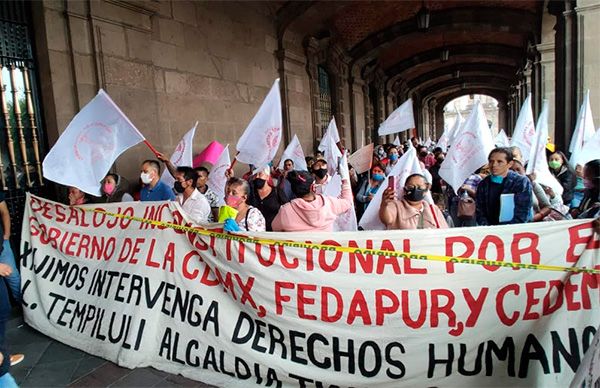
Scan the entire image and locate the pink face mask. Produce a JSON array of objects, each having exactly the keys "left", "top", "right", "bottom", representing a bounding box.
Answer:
[
  {"left": 103, "top": 182, "right": 116, "bottom": 195},
  {"left": 225, "top": 195, "right": 243, "bottom": 208}
]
